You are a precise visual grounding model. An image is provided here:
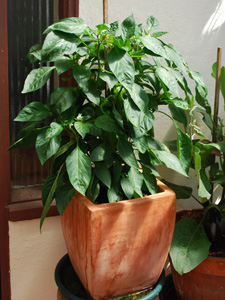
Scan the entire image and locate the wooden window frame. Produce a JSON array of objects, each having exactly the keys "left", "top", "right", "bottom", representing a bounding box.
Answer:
[{"left": 0, "top": 1, "right": 79, "bottom": 299}]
